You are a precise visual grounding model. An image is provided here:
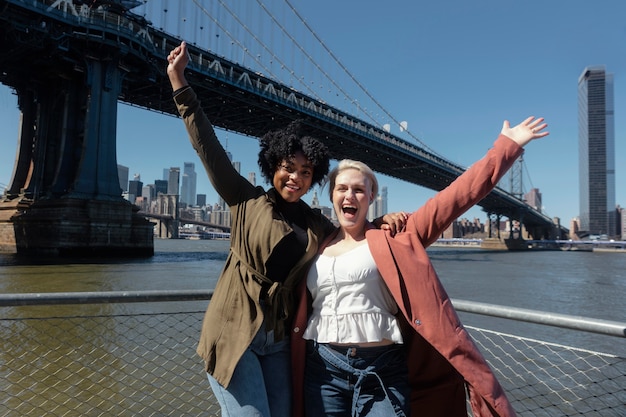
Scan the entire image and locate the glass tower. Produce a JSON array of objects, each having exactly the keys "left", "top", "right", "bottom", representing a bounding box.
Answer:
[
  {"left": 578, "top": 66, "right": 616, "bottom": 236},
  {"left": 181, "top": 162, "right": 197, "bottom": 206}
]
